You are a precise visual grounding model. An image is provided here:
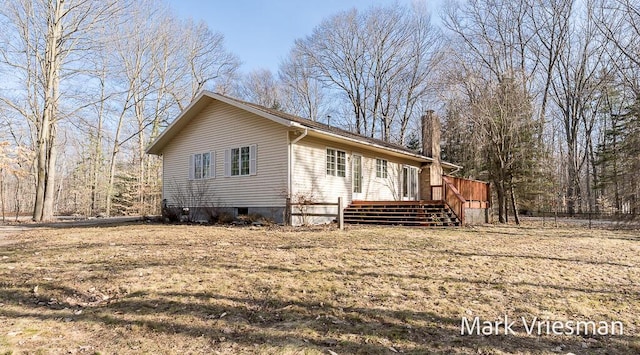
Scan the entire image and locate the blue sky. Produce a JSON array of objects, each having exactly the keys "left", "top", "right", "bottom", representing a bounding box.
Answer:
[{"left": 167, "top": 0, "right": 442, "bottom": 74}]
